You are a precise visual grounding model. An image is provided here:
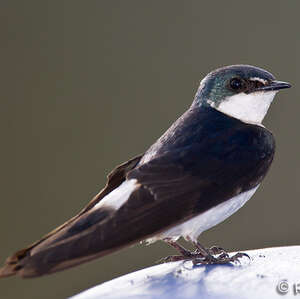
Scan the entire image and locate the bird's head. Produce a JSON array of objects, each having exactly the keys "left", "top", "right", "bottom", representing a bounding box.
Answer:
[{"left": 194, "top": 65, "right": 291, "bottom": 124}]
